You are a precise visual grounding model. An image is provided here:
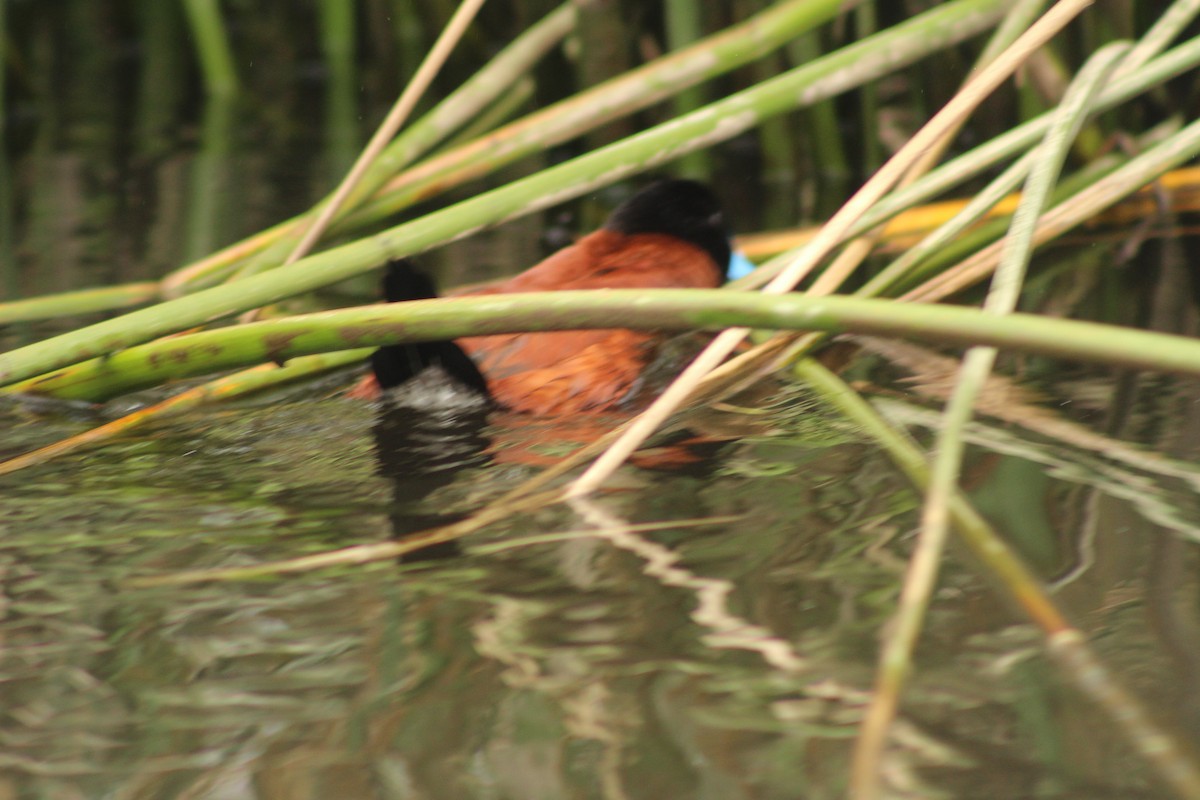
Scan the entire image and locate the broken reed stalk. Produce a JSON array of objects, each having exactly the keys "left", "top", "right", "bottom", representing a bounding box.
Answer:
[
  {"left": 282, "top": 0, "right": 488, "bottom": 268},
  {"left": 849, "top": 40, "right": 1130, "bottom": 800},
  {"left": 565, "top": 0, "right": 1097, "bottom": 499}
]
